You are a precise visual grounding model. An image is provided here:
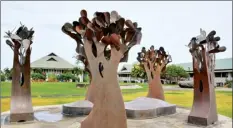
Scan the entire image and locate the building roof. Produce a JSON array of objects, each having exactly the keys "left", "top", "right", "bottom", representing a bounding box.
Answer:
[
  {"left": 118, "top": 57, "right": 232, "bottom": 74},
  {"left": 118, "top": 64, "right": 134, "bottom": 74},
  {"left": 31, "top": 52, "right": 75, "bottom": 69},
  {"left": 176, "top": 57, "right": 232, "bottom": 71}
]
